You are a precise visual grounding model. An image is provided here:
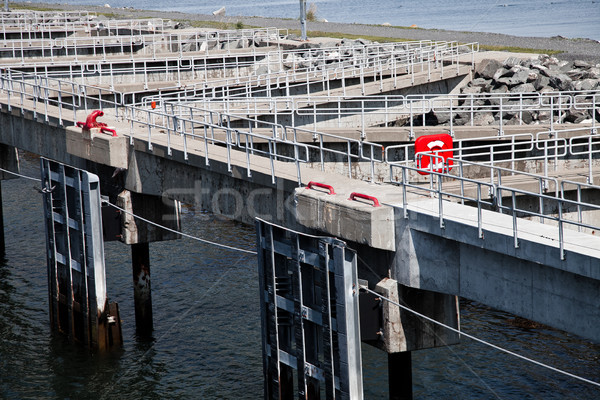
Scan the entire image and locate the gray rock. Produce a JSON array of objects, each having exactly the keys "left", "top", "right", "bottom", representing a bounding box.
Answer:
[
  {"left": 513, "top": 69, "right": 532, "bottom": 84},
  {"left": 540, "top": 55, "right": 560, "bottom": 67},
  {"left": 566, "top": 69, "right": 585, "bottom": 80},
  {"left": 574, "top": 79, "right": 600, "bottom": 91},
  {"left": 254, "top": 65, "right": 269, "bottom": 76},
  {"left": 461, "top": 86, "right": 483, "bottom": 94},
  {"left": 476, "top": 59, "right": 503, "bottom": 79},
  {"left": 472, "top": 112, "right": 496, "bottom": 125},
  {"left": 496, "top": 70, "right": 530, "bottom": 86},
  {"left": 432, "top": 111, "right": 452, "bottom": 125},
  {"left": 520, "top": 111, "right": 535, "bottom": 124},
  {"left": 471, "top": 77, "right": 492, "bottom": 87},
  {"left": 453, "top": 113, "right": 471, "bottom": 126},
  {"left": 493, "top": 67, "right": 511, "bottom": 81},
  {"left": 565, "top": 109, "right": 589, "bottom": 123},
  {"left": 503, "top": 56, "right": 522, "bottom": 69},
  {"left": 526, "top": 71, "right": 539, "bottom": 82},
  {"left": 491, "top": 84, "right": 509, "bottom": 94},
  {"left": 533, "top": 75, "right": 551, "bottom": 90},
  {"left": 504, "top": 111, "right": 534, "bottom": 125},
  {"left": 558, "top": 60, "right": 573, "bottom": 72},
  {"left": 582, "top": 67, "right": 600, "bottom": 79},
  {"left": 510, "top": 83, "right": 536, "bottom": 93},
  {"left": 549, "top": 73, "right": 574, "bottom": 91},
  {"left": 574, "top": 60, "right": 592, "bottom": 69},
  {"left": 536, "top": 111, "right": 552, "bottom": 123}
]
